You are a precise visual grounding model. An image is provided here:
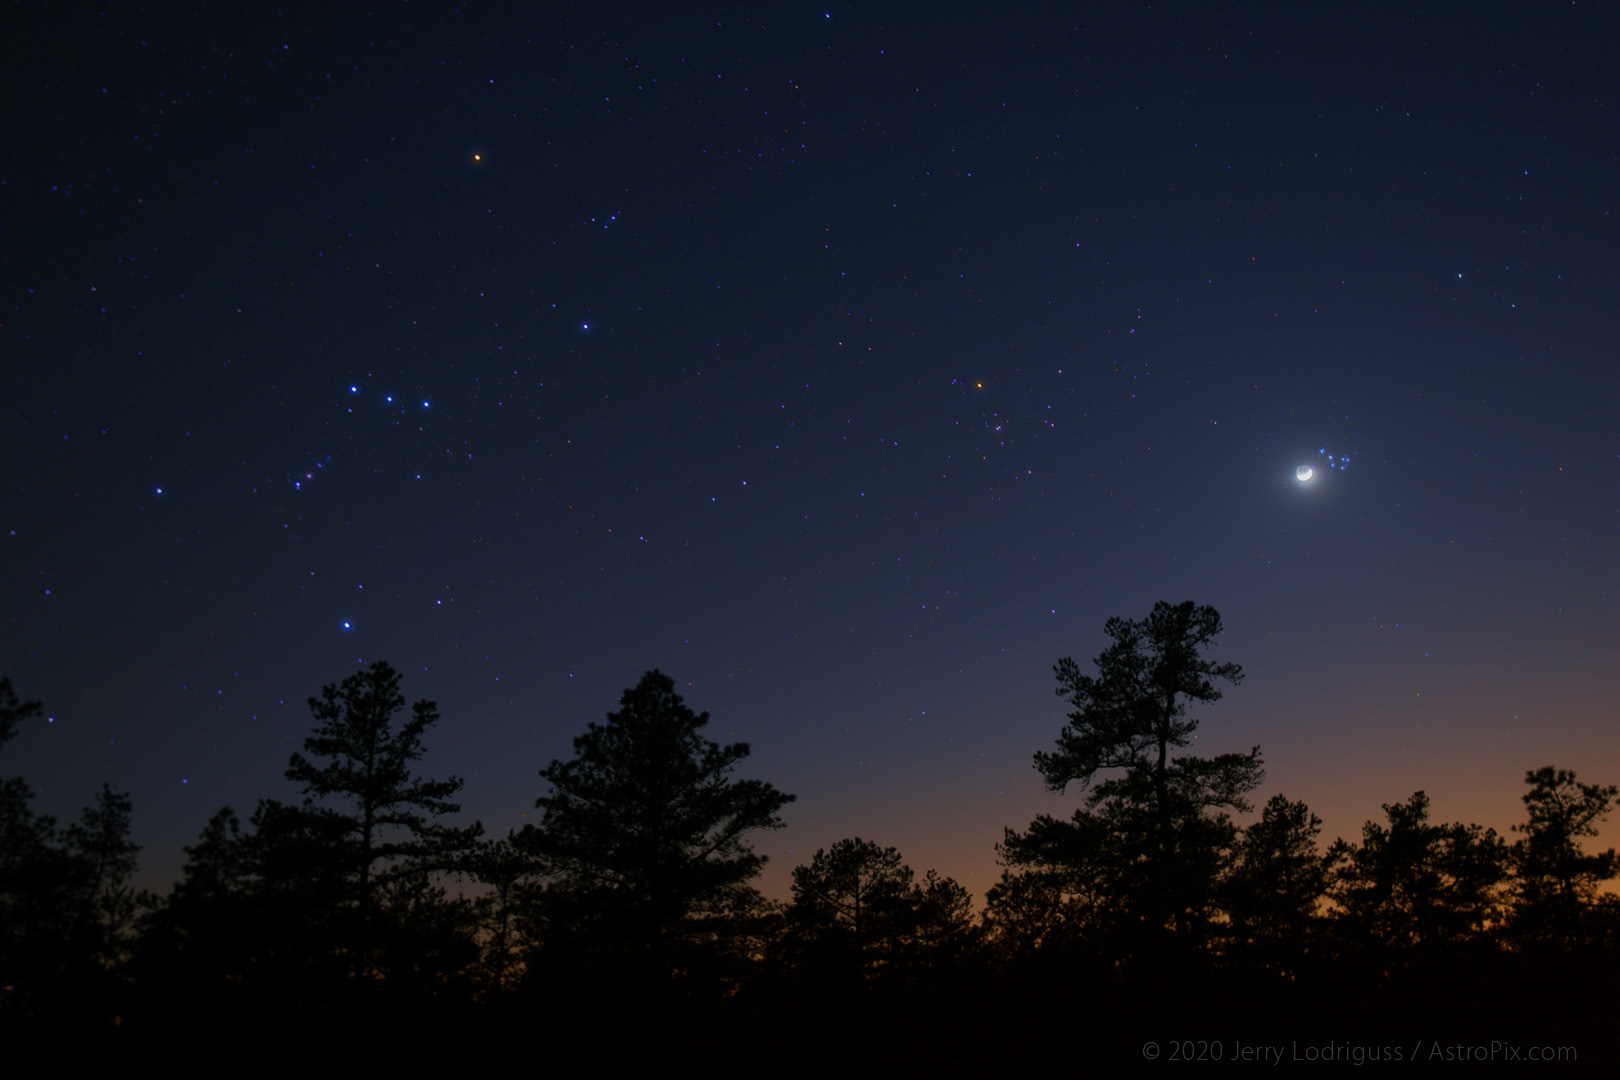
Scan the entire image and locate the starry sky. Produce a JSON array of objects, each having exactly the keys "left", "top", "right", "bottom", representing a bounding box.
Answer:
[{"left": 4, "top": 2, "right": 1616, "bottom": 901}]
